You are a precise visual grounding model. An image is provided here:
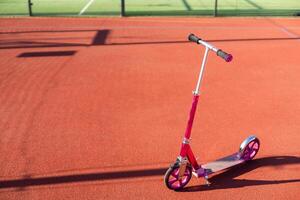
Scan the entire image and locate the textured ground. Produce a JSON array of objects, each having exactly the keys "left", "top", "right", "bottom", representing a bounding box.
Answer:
[{"left": 0, "top": 17, "right": 300, "bottom": 199}]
